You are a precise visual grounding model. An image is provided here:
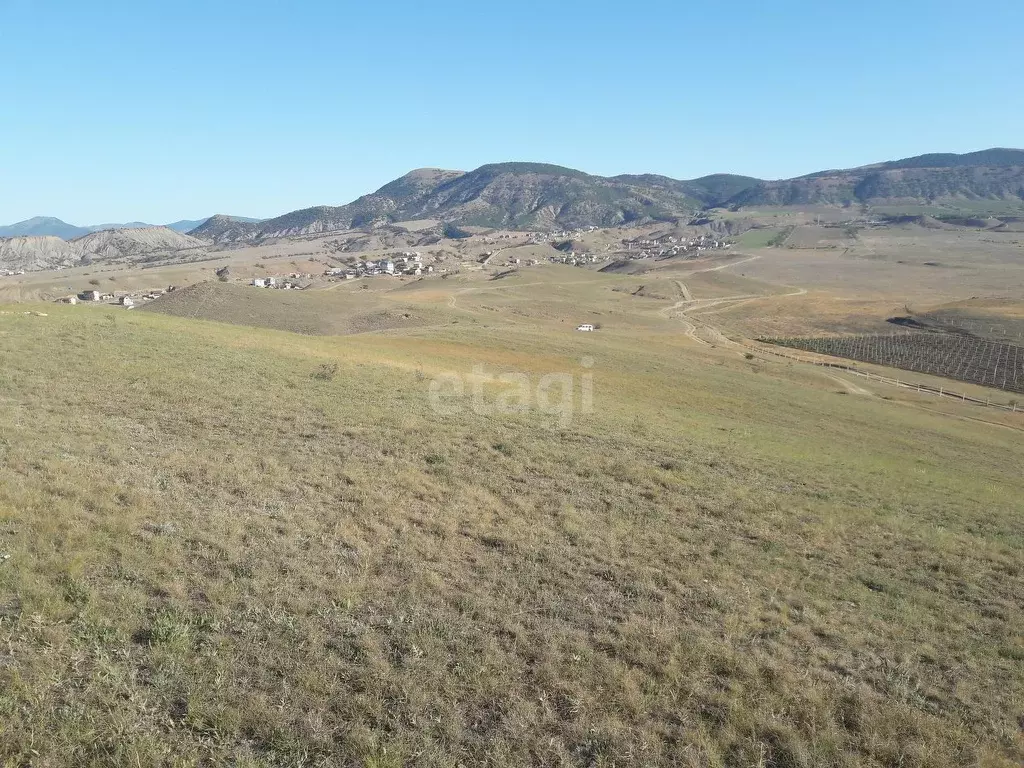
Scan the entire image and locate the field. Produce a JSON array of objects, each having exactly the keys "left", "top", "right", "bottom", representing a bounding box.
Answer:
[
  {"left": 762, "top": 333, "right": 1024, "bottom": 394},
  {"left": 140, "top": 282, "right": 448, "bottom": 336},
  {"left": 2, "top": 223, "right": 1024, "bottom": 766},
  {"left": 734, "top": 229, "right": 783, "bottom": 248}
]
